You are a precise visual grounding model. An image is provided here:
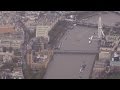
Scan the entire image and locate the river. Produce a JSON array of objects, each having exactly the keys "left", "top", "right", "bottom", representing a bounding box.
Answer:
[
  {"left": 44, "top": 11, "right": 120, "bottom": 79},
  {"left": 44, "top": 25, "right": 98, "bottom": 79}
]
